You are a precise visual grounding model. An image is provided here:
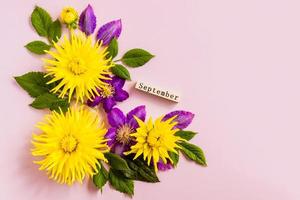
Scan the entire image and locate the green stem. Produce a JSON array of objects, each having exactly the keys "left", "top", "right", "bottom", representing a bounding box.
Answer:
[
  {"left": 114, "top": 59, "right": 122, "bottom": 62},
  {"left": 47, "top": 37, "right": 55, "bottom": 48}
]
